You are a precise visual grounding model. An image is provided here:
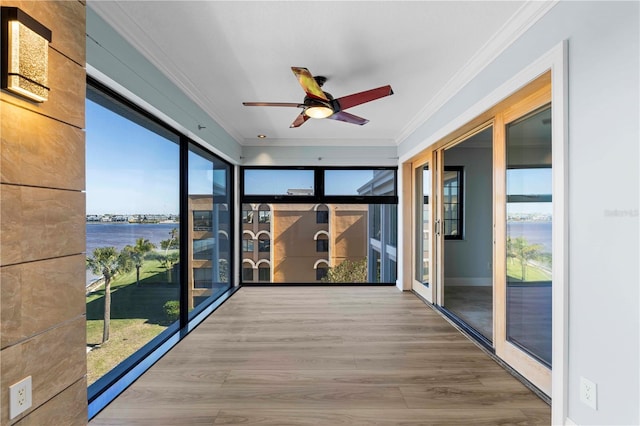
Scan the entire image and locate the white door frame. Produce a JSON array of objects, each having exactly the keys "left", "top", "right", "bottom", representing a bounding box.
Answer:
[{"left": 400, "top": 42, "right": 567, "bottom": 425}]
